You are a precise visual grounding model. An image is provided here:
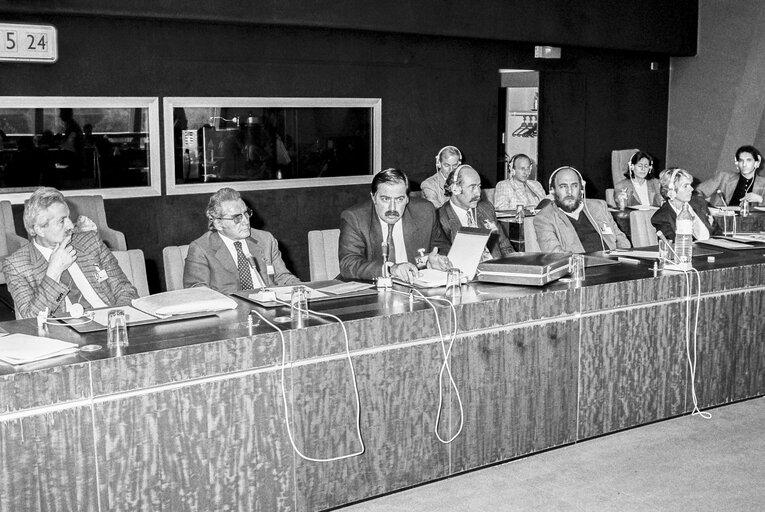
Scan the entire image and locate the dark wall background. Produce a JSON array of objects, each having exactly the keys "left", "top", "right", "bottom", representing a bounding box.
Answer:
[{"left": 0, "top": 3, "right": 694, "bottom": 290}]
